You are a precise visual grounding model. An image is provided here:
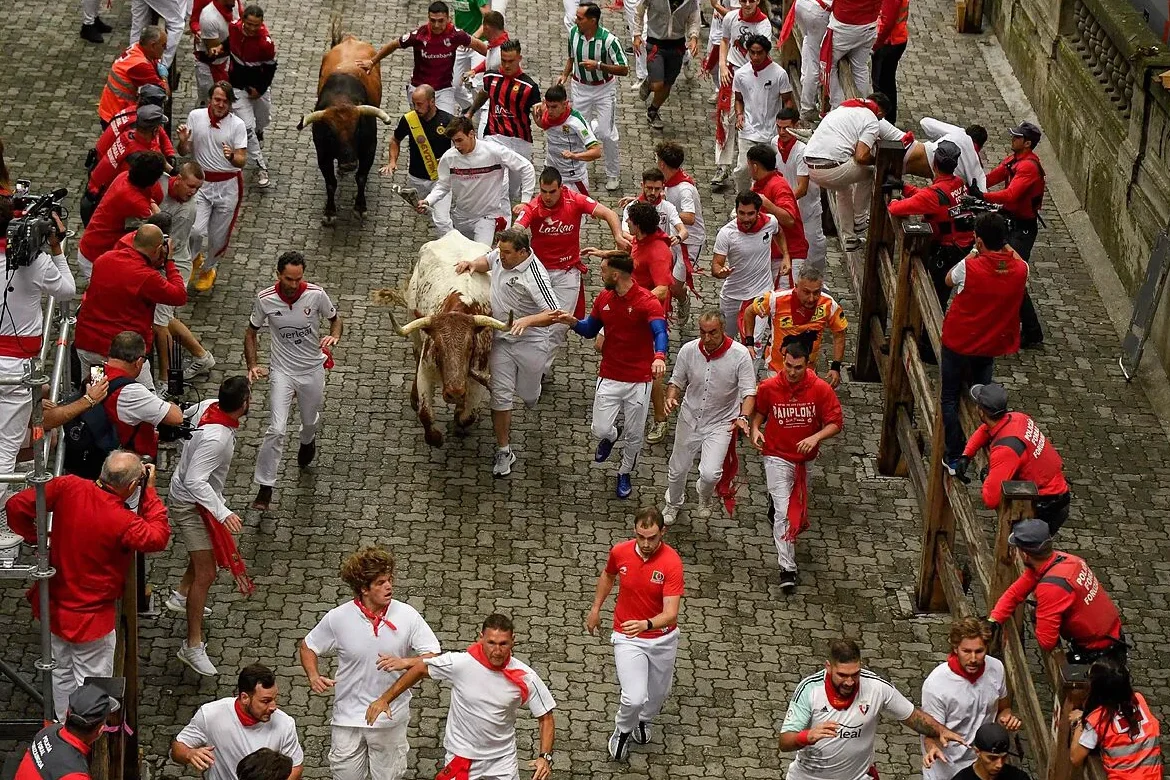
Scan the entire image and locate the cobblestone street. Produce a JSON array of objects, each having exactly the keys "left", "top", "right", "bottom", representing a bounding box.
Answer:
[{"left": 1, "top": 0, "right": 1168, "bottom": 777}]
